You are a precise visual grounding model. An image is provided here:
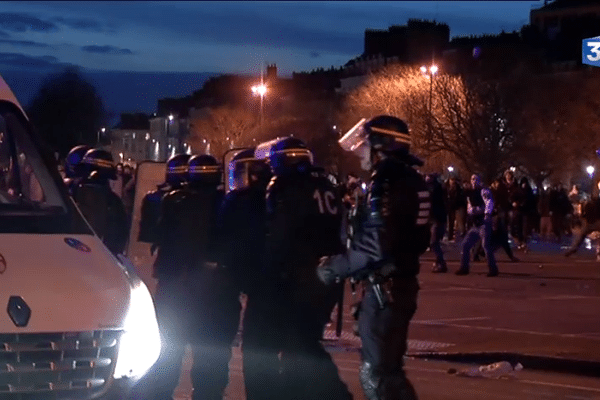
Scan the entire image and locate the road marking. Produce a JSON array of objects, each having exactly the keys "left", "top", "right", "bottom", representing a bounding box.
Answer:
[
  {"left": 563, "top": 331, "right": 600, "bottom": 337},
  {"left": 414, "top": 317, "right": 491, "bottom": 324},
  {"left": 538, "top": 295, "right": 600, "bottom": 300},
  {"left": 520, "top": 380, "right": 600, "bottom": 394},
  {"left": 421, "top": 287, "right": 495, "bottom": 292},
  {"left": 413, "top": 322, "right": 600, "bottom": 341}
]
